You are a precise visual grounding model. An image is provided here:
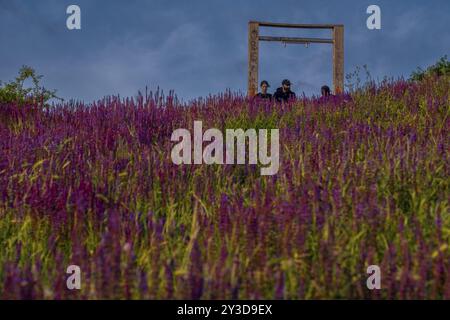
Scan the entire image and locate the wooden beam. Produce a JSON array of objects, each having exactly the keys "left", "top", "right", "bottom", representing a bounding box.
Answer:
[
  {"left": 248, "top": 22, "right": 259, "bottom": 97},
  {"left": 254, "top": 21, "right": 338, "bottom": 29},
  {"left": 259, "top": 36, "right": 333, "bottom": 44},
  {"left": 333, "top": 25, "right": 344, "bottom": 94}
]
